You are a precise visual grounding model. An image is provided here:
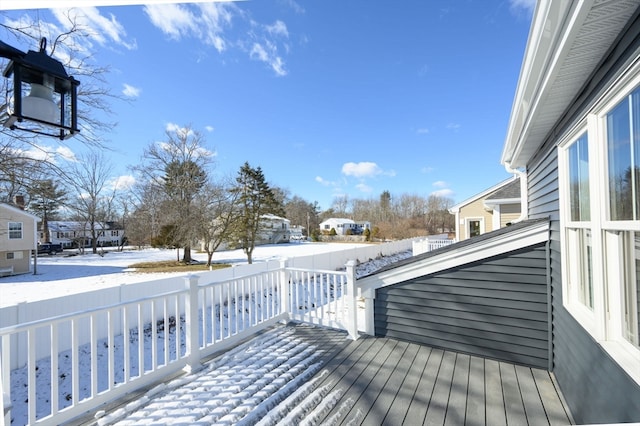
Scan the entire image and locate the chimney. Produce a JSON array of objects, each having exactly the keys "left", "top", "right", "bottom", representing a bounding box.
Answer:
[{"left": 13, "top": 195, "right": 25, "bottom": 210}]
